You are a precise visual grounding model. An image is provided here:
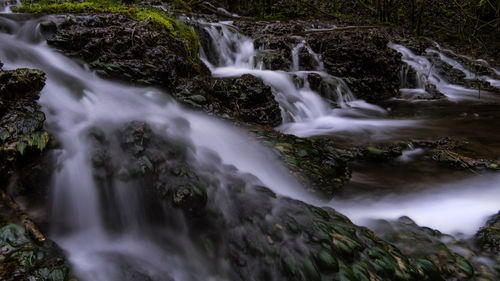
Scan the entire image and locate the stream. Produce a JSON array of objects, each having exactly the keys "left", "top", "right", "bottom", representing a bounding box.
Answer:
[
  {"left": 198, "top": 20, "right": 500, "bottom": 235},
  {"left": 1, "top": 6, "right": 500, "bottom": 281}
]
